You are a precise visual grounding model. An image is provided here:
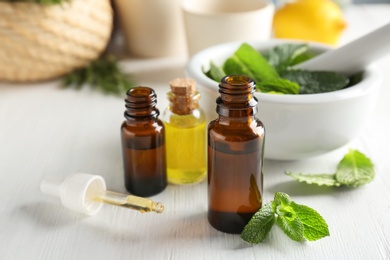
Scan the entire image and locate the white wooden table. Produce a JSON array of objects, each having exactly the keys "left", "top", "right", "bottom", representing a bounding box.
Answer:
[{"left": 1, "top": 5, "right": 390, "bottom": 260}]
